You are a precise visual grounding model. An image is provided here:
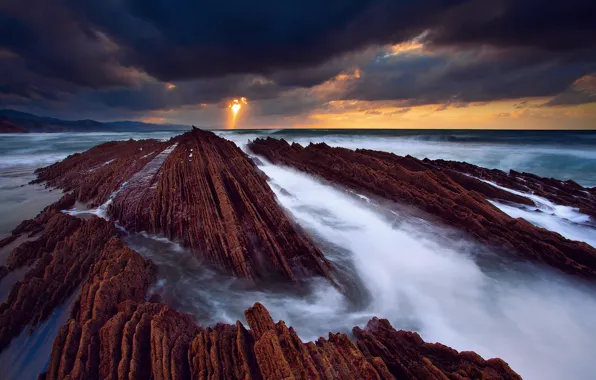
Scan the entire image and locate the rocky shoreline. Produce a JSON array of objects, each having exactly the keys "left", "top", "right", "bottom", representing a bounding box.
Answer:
[
  {"left": 4, "top": 128, "right": 594, "bottom": 379},
  {"left": 248, "top": 138, "right": 596, "bottom": 278}
]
